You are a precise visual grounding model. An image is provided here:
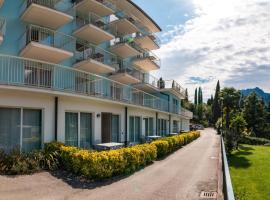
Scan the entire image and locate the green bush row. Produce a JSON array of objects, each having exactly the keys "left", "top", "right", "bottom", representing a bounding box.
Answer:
[
  {"left": 240, "top": 136, "right": 270, "bottom": 145},
  {"left": 151, "top": 131, "right": 201, "bottom": 158},
  {"left": 0, "top": 131, "right": 200, "bottom": 177},
  {"left": 46, "top": 131, "right": 200, "bottom": 179}
]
